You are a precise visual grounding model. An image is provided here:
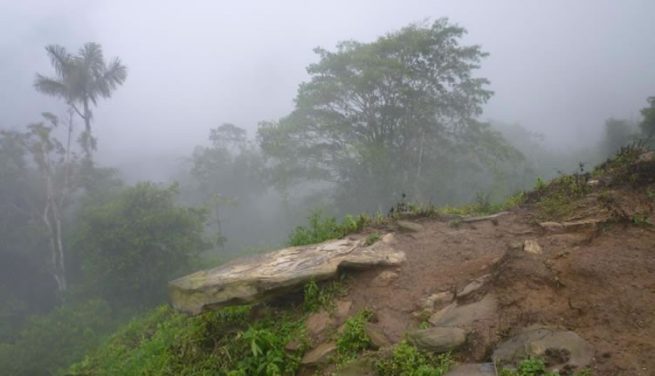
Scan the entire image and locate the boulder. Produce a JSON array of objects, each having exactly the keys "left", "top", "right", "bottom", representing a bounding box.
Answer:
[
  {"left": 366, "top": 322, "right": 391, "bottom": 349},
  {"left": 429, "top": 295, "right": 497, "bottom": 328},
  {"left": 306, "top": 311, "right": 334, "bottom": 336},
  {"left": 169, "top": 236, "right": 405, "bottom": 314},
  {"left": 422, "top": 291, "right": 454, "bottom": 311},
  {"left": 457, "top": 274, "right": 491, "bottom": 299},
  {"left": 493, "top": 326, "right": 593, "bottom": 370},
  {"left": 407, "top": 327, "right": 466, "bottom": 353},
  {"left": 301, "top": 342, "right": 337, "bottom": 365}
]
